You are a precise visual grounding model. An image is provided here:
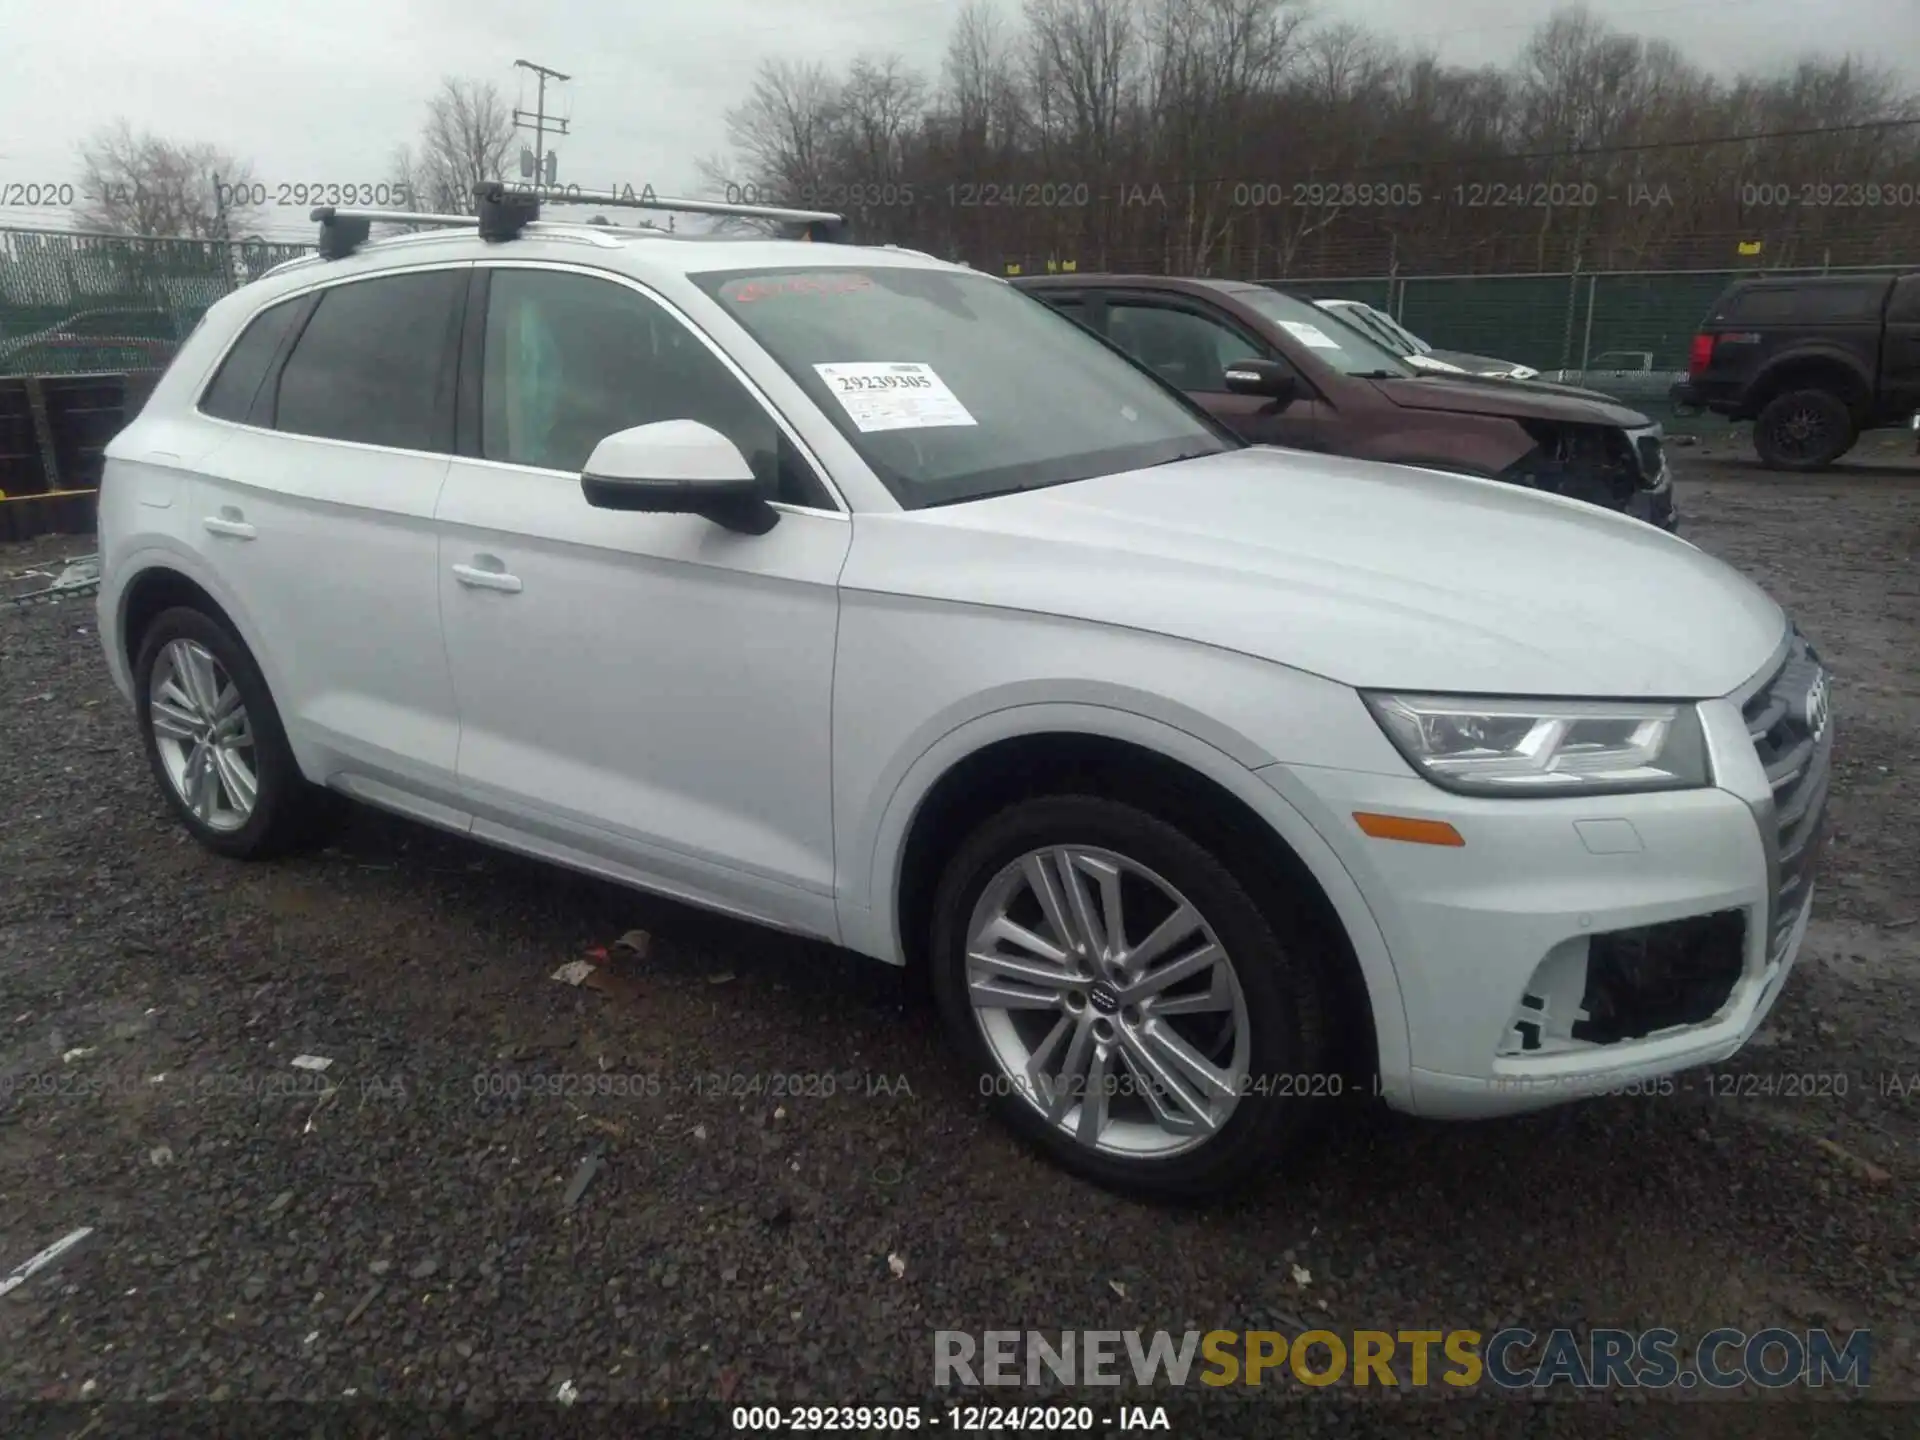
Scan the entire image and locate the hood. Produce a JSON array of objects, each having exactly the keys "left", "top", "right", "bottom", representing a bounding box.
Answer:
[
  {"left": 1426, "top": 348, "right": 1534, "bottom": 376},
  {"left": 850, "top": 448, "right": 1783, "bottom": 698},
  {"left": 1460, "top": 372, "right": 1643, "bottom": 407},
  {"left": 1372, "top": 374, "right": 1651, "bottom": 428}
]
